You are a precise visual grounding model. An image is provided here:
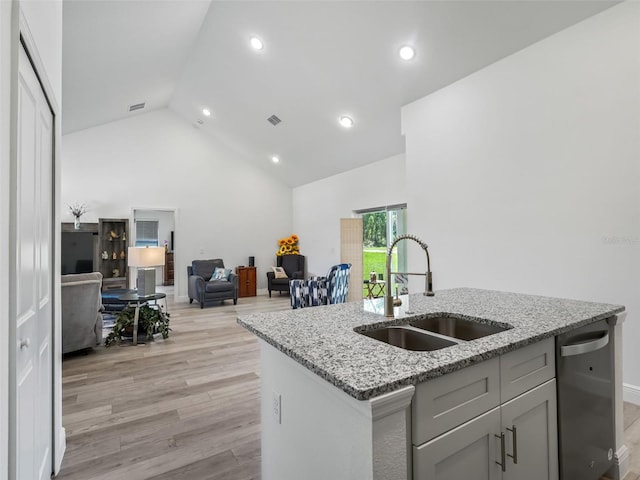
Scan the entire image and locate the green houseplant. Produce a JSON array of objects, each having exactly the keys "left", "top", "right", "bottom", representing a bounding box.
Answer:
[{"left": 105, "top": 304, "right": 171, "bottom": 347}]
